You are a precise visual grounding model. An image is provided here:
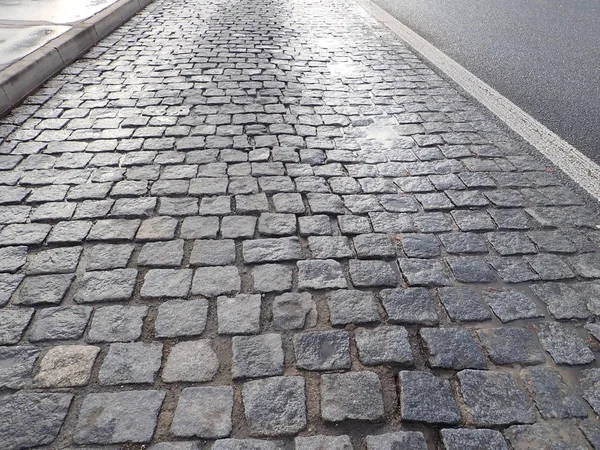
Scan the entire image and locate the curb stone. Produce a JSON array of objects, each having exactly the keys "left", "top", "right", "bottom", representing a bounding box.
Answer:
[{"left": 0, "top": 0, "right": 155, "bottom": 117}]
